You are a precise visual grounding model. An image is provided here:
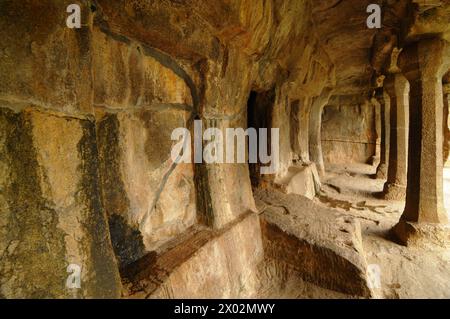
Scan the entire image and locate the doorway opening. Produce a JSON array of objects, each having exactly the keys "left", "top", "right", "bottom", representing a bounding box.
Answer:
[{"left": 246, "top": 89, "right": 276, "bottom": 188}]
